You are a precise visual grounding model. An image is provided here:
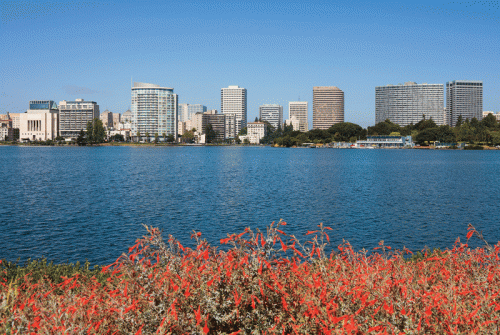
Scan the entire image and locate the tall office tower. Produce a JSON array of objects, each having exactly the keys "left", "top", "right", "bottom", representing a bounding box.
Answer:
[
  {"left": 259, "top": 104, "right": 283, "bottom": 129},
  {"left": 131, "top": 82, "right": 178, "bottom": 140},
  {"left": 221, "top": 85, "right": 247, "bottom": 138},
  {"left": 19, "top": 100, "right": 59, "bottom": 141},
  {"left": 100, "top": 110, "right": 113, "bottom": 129},
  {"left": 312, "top": 86, "right": 344, "bottom": 129},
  {"left": 59, "top": 99, "right": 100, "bottom": 138},
  {"left": 375, "top": 82, "right": 444, "bottom": 126},
  {"left": 446, "top": 80, "right": 483, "bottom": 127},
  {"left": 178, "top": 103, "right": 188, "bottom": 122},
  {"left": 287, "top": 101, "right": 308, "bottom": 132}
]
